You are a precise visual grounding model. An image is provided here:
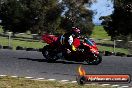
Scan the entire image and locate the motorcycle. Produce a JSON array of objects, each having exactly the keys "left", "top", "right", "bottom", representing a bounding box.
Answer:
[{"left": 41, "top": 34, "right": 102, "bottom": 65}]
